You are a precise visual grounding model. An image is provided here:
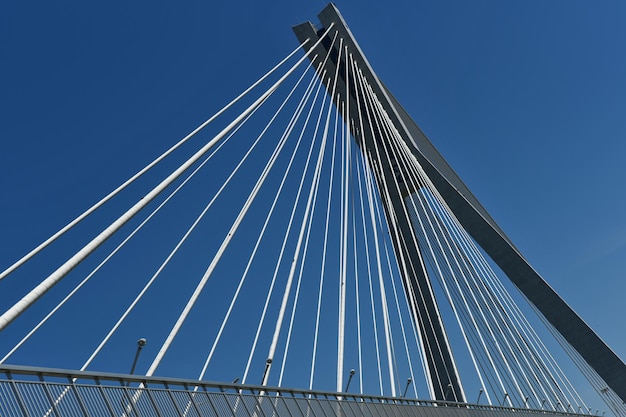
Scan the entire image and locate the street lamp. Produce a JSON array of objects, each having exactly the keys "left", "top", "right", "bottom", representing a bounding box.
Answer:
[
  {"left": 402, "top": 378, "right": 413, "bottom": 398},
  {"left": 126, "top": 338, "right": 147, "bottom": 386},
  {"left": 476, "top": 389, "right": 483, "bottom": 404},
  {"left": 344, "top": 369, "right": 356, "bottom": 392}
]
